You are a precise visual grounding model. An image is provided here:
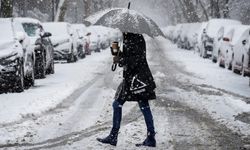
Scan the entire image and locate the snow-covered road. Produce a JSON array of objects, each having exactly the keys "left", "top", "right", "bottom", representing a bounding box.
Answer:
[{"left": 0, "top": 37, "right": 249, "bottom": 149}]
